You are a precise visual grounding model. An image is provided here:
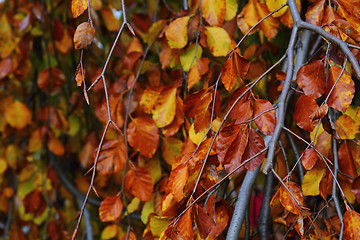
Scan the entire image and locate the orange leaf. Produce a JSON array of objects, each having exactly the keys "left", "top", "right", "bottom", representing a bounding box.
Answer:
[
  {"left": 221, "top": 49, "right": 250, "bottom": 92},
  {"left": 296, "top": 60, "right": 326, "bottom": 99},
  {"left": 343, "top": 209, "right": 360, "bottom": 239},
  {"left": 140, "top": 86, "right": 163, "bottom": 114},
  {"left": 97, "top": 139, "right": 126, "bottom": 175},
  {"left": 74, "top": 22, "right": 95, "bottom": 50},
  {"left": 48, "top": 135, "right": 65, "bottom": 157},
  {"left": 338, "top": 141, "right": 358, "bottom": 179},
  {"left": 165, "top": 16, "right": 190, "bottom": 49},
  {"left": 201, "top": 0, "right": 226, "bottom": 26},
  {"left": 326, "top": 65, "right": 354, "bottom": 112},
  {"left": 124, "top": 166, "right": 154, "bottom": 201},
  {"left": 168, "top": 163, "right": 189, "bottom": 202},
  {"left": 99, "top": 196, "right": 123, "bottom": 222},
  {"left": 256, "top": 0, "right": 279, "bottom": 39},
  {"left": 152, "top": 85, "right": 177, "bottom": 128},
  {"left": 253, "top": 98, "right": 276, "bottom": 135},
  {"left": 228, "top": 86, "right": 253, "bottom": 124},
  {"left": 305, "top": 0, "right": 325, "bottom": 26},
  {"left": 208, "top": 204, "right": 229, "bottom": 238},
  {"left": 166, "top": 208, "right": 194, "bottom": 240},
  {"left": 301, "top": 148, "right": 317, "bottom": 170},
  {"left": 279, "top": 181, "right": 303, "bottom": 214},
  {"left": 294, "top": 95, "right": 318, "bottom": 132},
  {"left": 0, "top": 58, "right": 12, "bottom": 79},
  {"left": 71, "top": 0, "right": 88, "bottom": 18},
  {"left": 195, "top": 204, "right": 214, "bottom": 238},
  {"left": 126, "top": 116, "right": 159, "bottom": 158},
  {"left": 75, "top": 64, "right": 85, "bottom": 87},
  {"left": 4, "top": 100, "right": 32, "bottom": 130}
]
